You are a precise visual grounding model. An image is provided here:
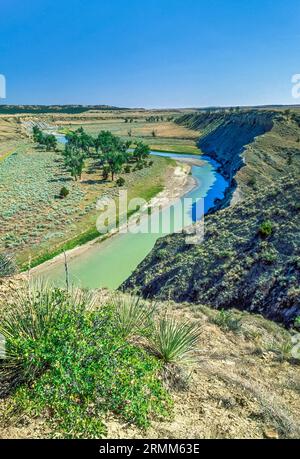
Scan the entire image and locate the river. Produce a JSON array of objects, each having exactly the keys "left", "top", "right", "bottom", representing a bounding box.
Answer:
[{"left": 38, "top": 149, "right": 228, "bottom": 289}]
